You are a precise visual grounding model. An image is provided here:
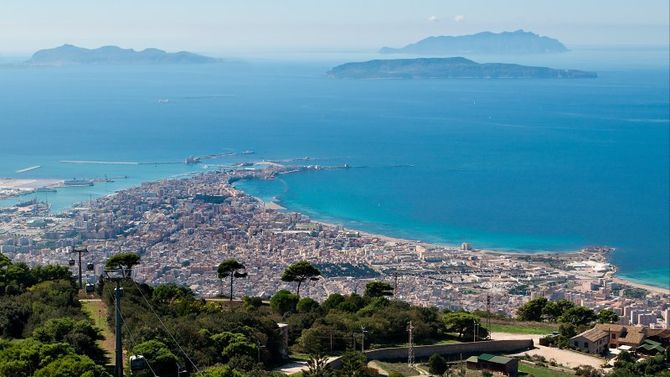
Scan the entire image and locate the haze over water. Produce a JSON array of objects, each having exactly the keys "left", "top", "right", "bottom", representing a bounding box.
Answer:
[{"left": 1, "top": 47, "right": 668, "bottom": 288}]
